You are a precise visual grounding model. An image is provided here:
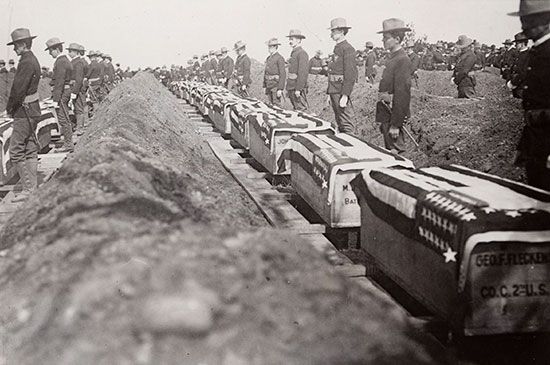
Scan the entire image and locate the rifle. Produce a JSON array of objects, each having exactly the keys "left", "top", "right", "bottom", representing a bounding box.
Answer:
[
  {"left": 379, "top": 100, "right": 420, "bottom": 149},
  {"left": 22, "top": 103, "right": 41, "bottom": 150}
]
